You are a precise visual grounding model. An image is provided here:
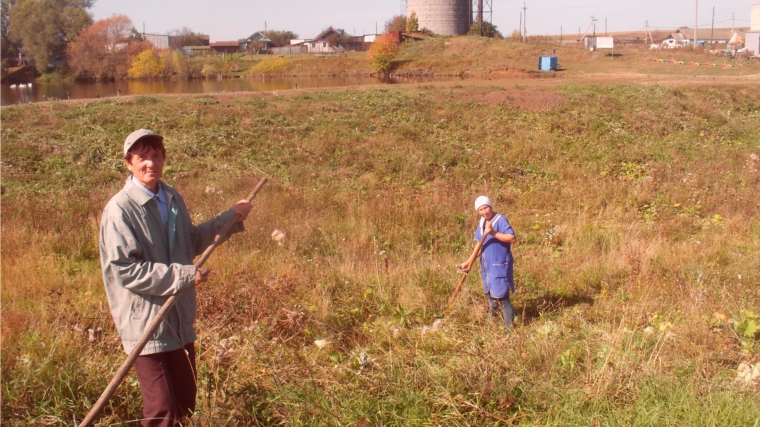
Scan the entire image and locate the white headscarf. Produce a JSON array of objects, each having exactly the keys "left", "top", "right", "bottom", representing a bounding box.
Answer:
[{"left": 474, "top": 195, "right": 493, "bottom": 211}]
